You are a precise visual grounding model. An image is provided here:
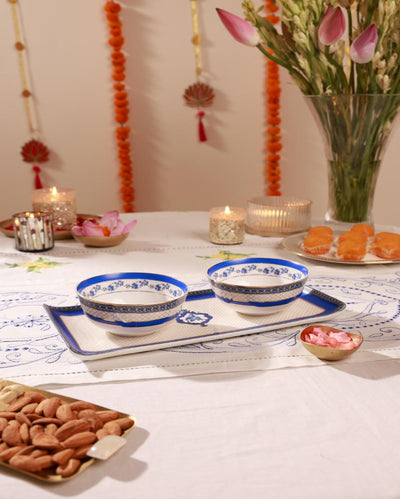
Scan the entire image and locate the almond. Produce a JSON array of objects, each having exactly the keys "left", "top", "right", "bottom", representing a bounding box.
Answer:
[
  {"left": 42, "top": 397, "right": 62, "bottom": 418},
  {"left": 21, "top": 402, "right": 38, "bottom": 414},
  {"left": 9, "top": 454, "right": 41, "bottom": 473},
  {"left": 69, "top": 401, "right": 97, "bottom": 412},
  {"left": 56, "top": 404, "right": 75, "bottom": 423},
  {"left": 73, "top": 443, "right": 93, "bottom": 460},
  {"left": 104, "top": 421, "right": 121, "bottom": 436},
  {"left": 30, "top": 448, "right": 48, "bottom": 458},
  {"left": 0, "top": 446, "right": 25, "bottom": 462},
  {"left": 29, "top": 424, "right": 44, "bottom": 440},
  {"left": 35, "top": 454, "right": 54, "bottom": 470},
  {"left": 7, "top": 394, "right": 32, "bottom": 412},
  {"left": 31, "top": 417, "right": 62, "bottom": 426},
  {"left": 0, "top": 417, "right": 8, "bottom": 432},
  {"left": 112, "top": 417, "right": 134, "bottom": 430},
  {"left": 0, "top": 411, "right": 18, "bottom": 420},
  {"left": 56, "top": 457, "right": 81, "bottom": 477},
  {"left": 19, "top": 423, "right": 30, "bottom": 444},
  {"left": 96, "top": 428, "right": 110, "bottom": 440},
  {"left": 55, "top": 419, "right": 90, "bottom": 441},
  {"left": 44, "top": 423, "right": 58, "bottom": 436},
  {"left": 96, "top": 410, "right": 119, "bottom": 423},
  {"left": 34, "top": 398, "right": 47, "bottom": 415},
  {"left": 62, "top": 431, "right": 97, "bottom": 448},
  {"left": 23, "top": 391, "right": 46, "bottom": 403},
  {"left": 32, "top": 432, "right": 60, "bottom": 450},
  {"left": 2, "top": 422, "right": 22, "bottom": 446},
  {"left": 15, "top": 412, "right": 31, "bottom": 426},
  {"left": 52, "top": 448, "right": 75, "bottom": 465},
  {"left": 78, "top": 409, "right": 103, "bottom": 432}
]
